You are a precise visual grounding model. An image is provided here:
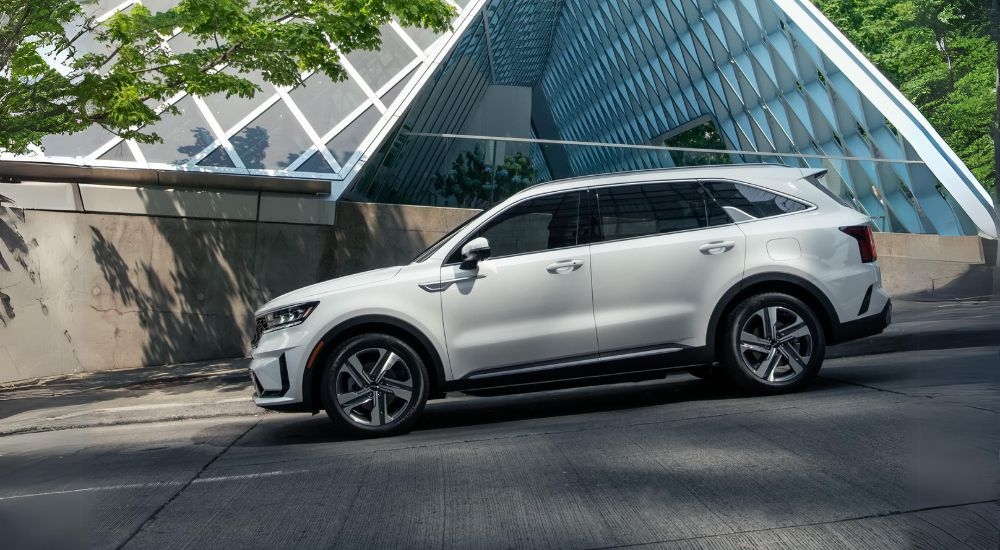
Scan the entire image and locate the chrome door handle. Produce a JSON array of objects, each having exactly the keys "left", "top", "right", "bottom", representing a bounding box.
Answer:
[
  {"left": 698, "top": 241, "right": 735, "bottom": 255},
  {"left": 546, "top": 259, "right": 585, "bottom": 274}
]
